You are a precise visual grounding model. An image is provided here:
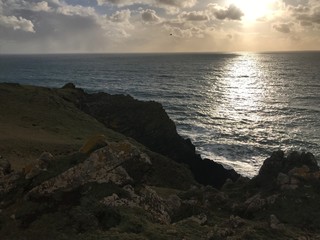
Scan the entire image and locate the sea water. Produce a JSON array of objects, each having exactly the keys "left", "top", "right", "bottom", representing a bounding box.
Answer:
[{"left": 0, "top": 52, "right": 319, "bottom": 177}]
